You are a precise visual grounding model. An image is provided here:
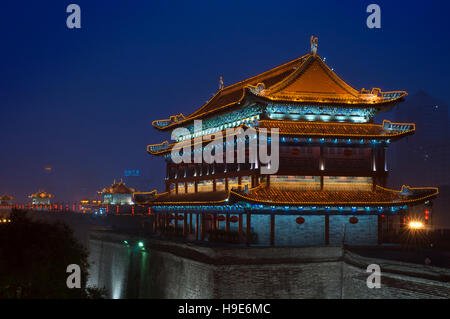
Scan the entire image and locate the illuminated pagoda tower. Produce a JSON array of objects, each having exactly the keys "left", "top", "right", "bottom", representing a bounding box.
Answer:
[
  {"left": 99, "top": 179, "right": 135, "bottom": 205},
  {"left": 29, "top": 190, "right": 53, "bottom": 206},
  {"left": 142, "top": 37, "right": 438, "bottom": 246}
]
